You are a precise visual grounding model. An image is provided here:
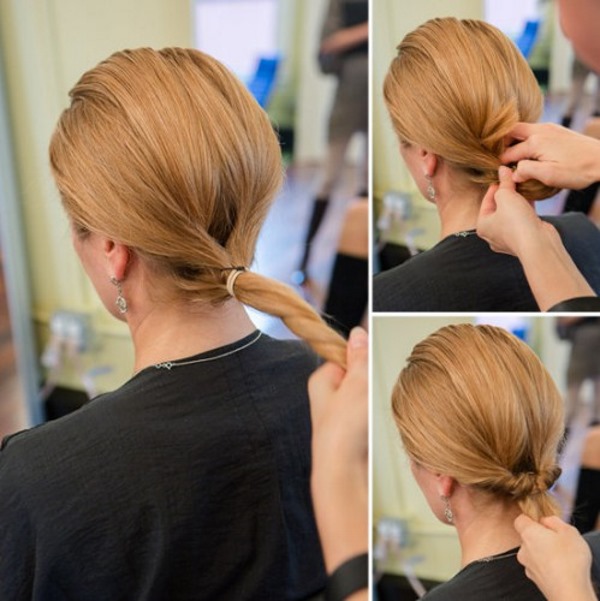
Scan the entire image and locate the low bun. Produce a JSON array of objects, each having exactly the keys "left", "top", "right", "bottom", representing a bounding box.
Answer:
[
  {"left": 485, "top": 464, "right": 562, "bottom": 500},
  {"left": 393, "top": 324, "right": 565, "bottom": 521}
]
